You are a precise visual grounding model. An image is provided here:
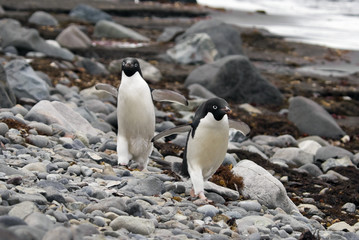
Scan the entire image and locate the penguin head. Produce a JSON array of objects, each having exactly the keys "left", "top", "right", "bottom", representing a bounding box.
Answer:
[
  {"left": 122, "top": 58, "right": 143, "bottom": 77},
  {"left": 202, "top": 98, "right": 231, "bottom": 121}
]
